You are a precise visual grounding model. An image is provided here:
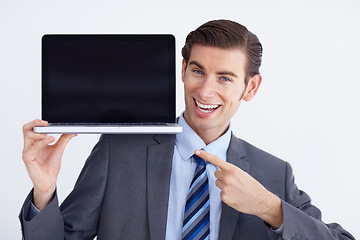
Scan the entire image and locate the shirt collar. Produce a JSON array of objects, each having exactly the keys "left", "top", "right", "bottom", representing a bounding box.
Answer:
[{"left": 175, "top": 112, "right": 231, "bottom": 162}]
